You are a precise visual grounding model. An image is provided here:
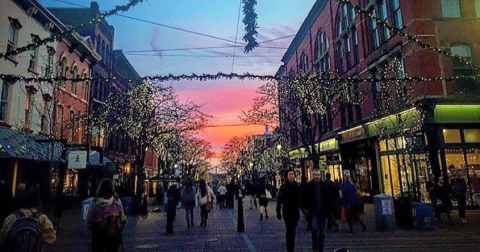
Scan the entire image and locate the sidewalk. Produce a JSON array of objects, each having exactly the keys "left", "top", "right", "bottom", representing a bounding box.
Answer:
[{"left": 46, "top": 200, "right": 480, "bottom": 252}]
